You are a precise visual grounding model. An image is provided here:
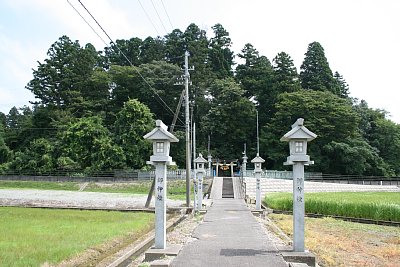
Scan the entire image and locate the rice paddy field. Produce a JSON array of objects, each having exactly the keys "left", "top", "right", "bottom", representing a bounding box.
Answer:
[
  {"left": 264, "top": 192, "right": 400, "bottom": 222},
  {"left": 0, "top": 207, "right": 154, "bottom": 267}
]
